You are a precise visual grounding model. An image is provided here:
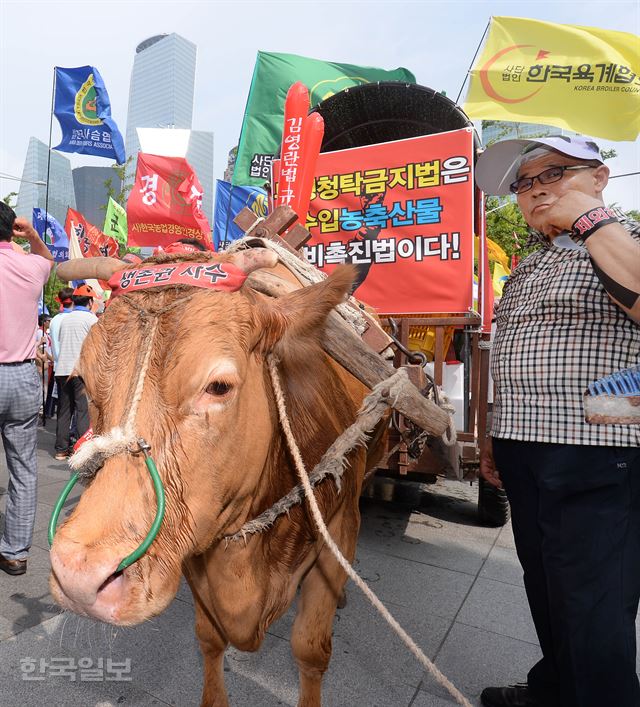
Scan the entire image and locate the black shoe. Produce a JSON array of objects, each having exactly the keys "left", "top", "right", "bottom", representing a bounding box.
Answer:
[
  {"left": 0, "top": 552, "right": 27, "bottom": 576},
  {"left": 480, "top": 684, "right": 544, "bottom": 707}
]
